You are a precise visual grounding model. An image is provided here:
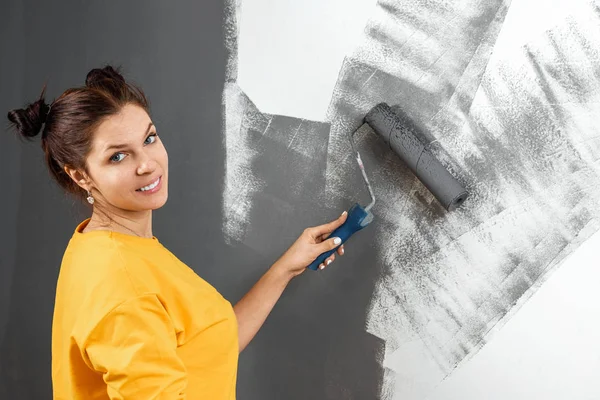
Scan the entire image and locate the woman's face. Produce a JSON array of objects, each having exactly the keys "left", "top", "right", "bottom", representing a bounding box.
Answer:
[{"left": 84, "top": 104, "right": 169, "bottom": 213}]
